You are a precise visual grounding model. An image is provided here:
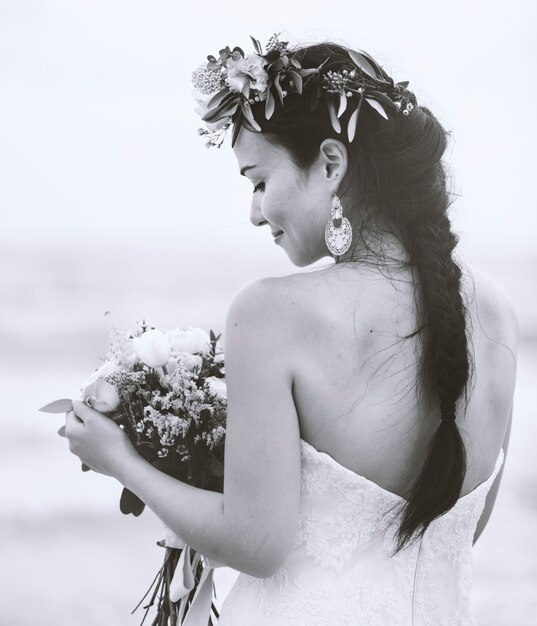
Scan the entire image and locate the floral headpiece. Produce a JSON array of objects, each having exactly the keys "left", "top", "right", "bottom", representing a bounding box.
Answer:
[{"left": 191, "top": 33, "right": 417, "bottom": 148}]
